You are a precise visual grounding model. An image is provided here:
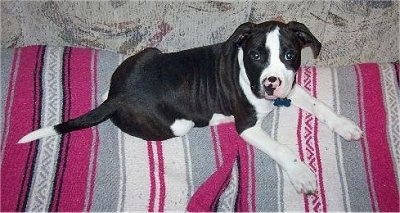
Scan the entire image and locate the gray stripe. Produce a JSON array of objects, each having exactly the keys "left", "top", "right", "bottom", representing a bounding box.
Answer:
[
  {"left": 0, "top": 48, "right": 14, "bottom": 142},
  {"left": 332, "top": 68, "right": 350, "bottom": 212},
  {"left": 0, "top": 48, "right": 21, "bottom": 161},
  {"left": 336, "top": 65, "right": 372, "bottom": 211},
  {"left": 91, "top": 50, "right": 123, "bottom": 212},
  {"left": 186, "top": 126, "right": 217, "bottom": 192},
  {"left": 252, "top": 109, "right": 279, "bottom": 211},
  {"left": 84, "top": 49, "right": 100, "bottom": 210}
]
